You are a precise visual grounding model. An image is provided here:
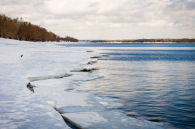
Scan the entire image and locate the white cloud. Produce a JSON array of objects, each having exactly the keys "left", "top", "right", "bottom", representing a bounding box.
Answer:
[{"left": 0, "top": 0, "right": 194, "bottom": 39}]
